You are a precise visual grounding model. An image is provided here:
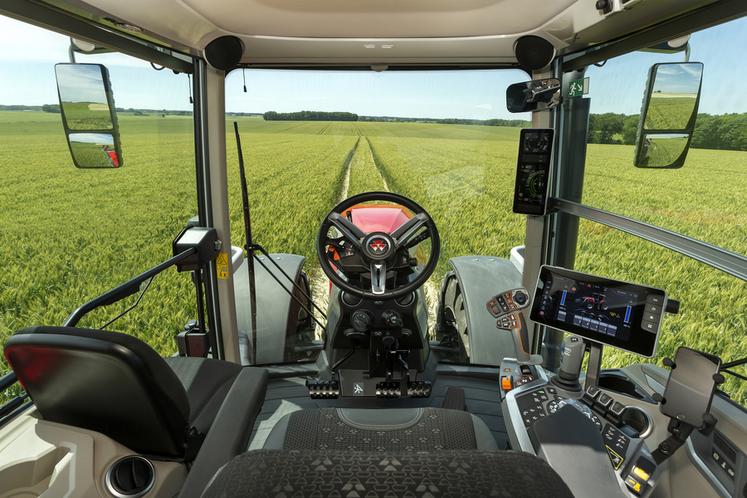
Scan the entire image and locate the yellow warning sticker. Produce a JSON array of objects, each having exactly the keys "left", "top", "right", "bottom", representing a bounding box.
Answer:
[{"left": 216, "top": 251, "right": 230, "bottom": 279}]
